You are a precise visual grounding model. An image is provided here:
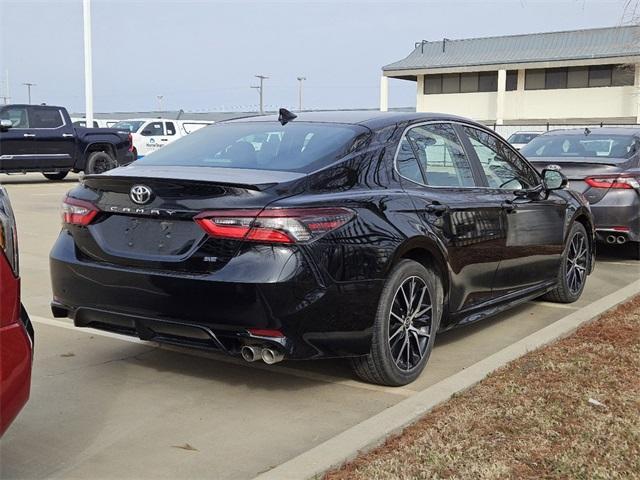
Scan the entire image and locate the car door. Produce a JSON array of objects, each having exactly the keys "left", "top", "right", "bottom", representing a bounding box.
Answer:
[
  {"left": 397, "top": 122, "right": 507, "bottom": 314},
  {"left": 0, "top": 106, "right": 37, "bottom": 170},
  {"left": 27, "top": 106, "right": 76, "bottom": 170},
  {"left": 139, "top": 121, "right": 166, "bottom": 156},
  {"left": 460, "top": 125, "right": 566, "bottom": 297}
]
